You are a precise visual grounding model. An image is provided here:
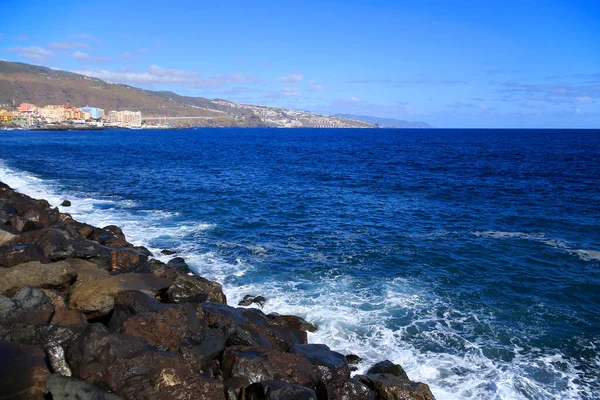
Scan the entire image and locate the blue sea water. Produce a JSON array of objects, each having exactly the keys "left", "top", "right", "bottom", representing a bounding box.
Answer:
[{"left": 0, "top": 128, "right": 599, "bottom": 399}]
